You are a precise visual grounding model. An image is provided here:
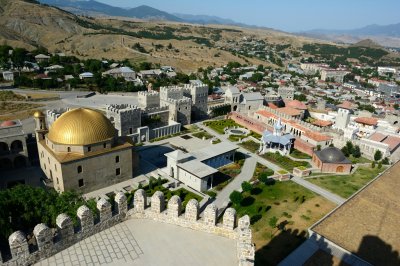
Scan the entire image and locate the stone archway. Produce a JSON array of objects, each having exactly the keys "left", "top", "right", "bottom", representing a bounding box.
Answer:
[
  {"left": 336, "top": 166, "right": 344, "bottom": 173},
  {"left": 0, "top": 142, "right": 9, "bottom": 154},
  {"left": 233, "top": 105, "right": 238, "bottom": 112},
  {"left": 11, "top": 140, "right": 23, "bottom": 153}
]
